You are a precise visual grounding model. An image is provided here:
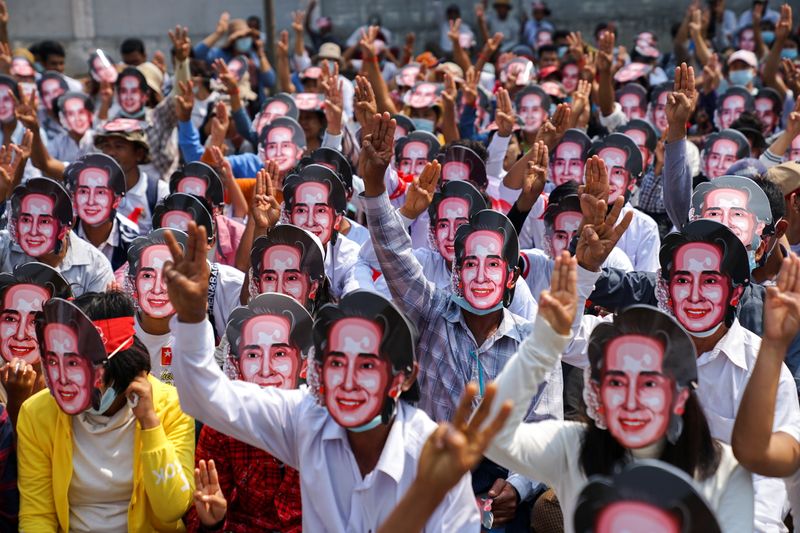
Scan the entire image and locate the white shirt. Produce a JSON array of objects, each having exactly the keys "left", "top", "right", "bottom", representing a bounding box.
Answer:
[
  {"left": 77, "top": 214, "right": 140, "bottom": 265},
  {"left": 69, "top": 406, "right": 136, "bottom": 532},
  {"left": 327, "top": 235, "right": 361, "bottom": 298},
  {"left": 209, "top": 263, "right": 245, "bottom": 339},
  {"left": 134, "top": 315, "right": 175, "bottom": 384},
  {"left": 117, "top": 170, "right": 169, "bottom": 234},
  {"left": 171, "top": 317, "right": 481, "bottom": 532},
  {"left": 0, "top": 231, "right": 114, "bottom": 297},
  {"left": 486, "top": 316, "right": 755, "bottom": 533},
  {"left": 614, "top": 203, "right": 661, "bottom": 272},
  {"left": 49, "top": 130, "right": 97, "bottom": 163},
  {"left": 343, "top": 218, "right": 370, "bottom": 247}
]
